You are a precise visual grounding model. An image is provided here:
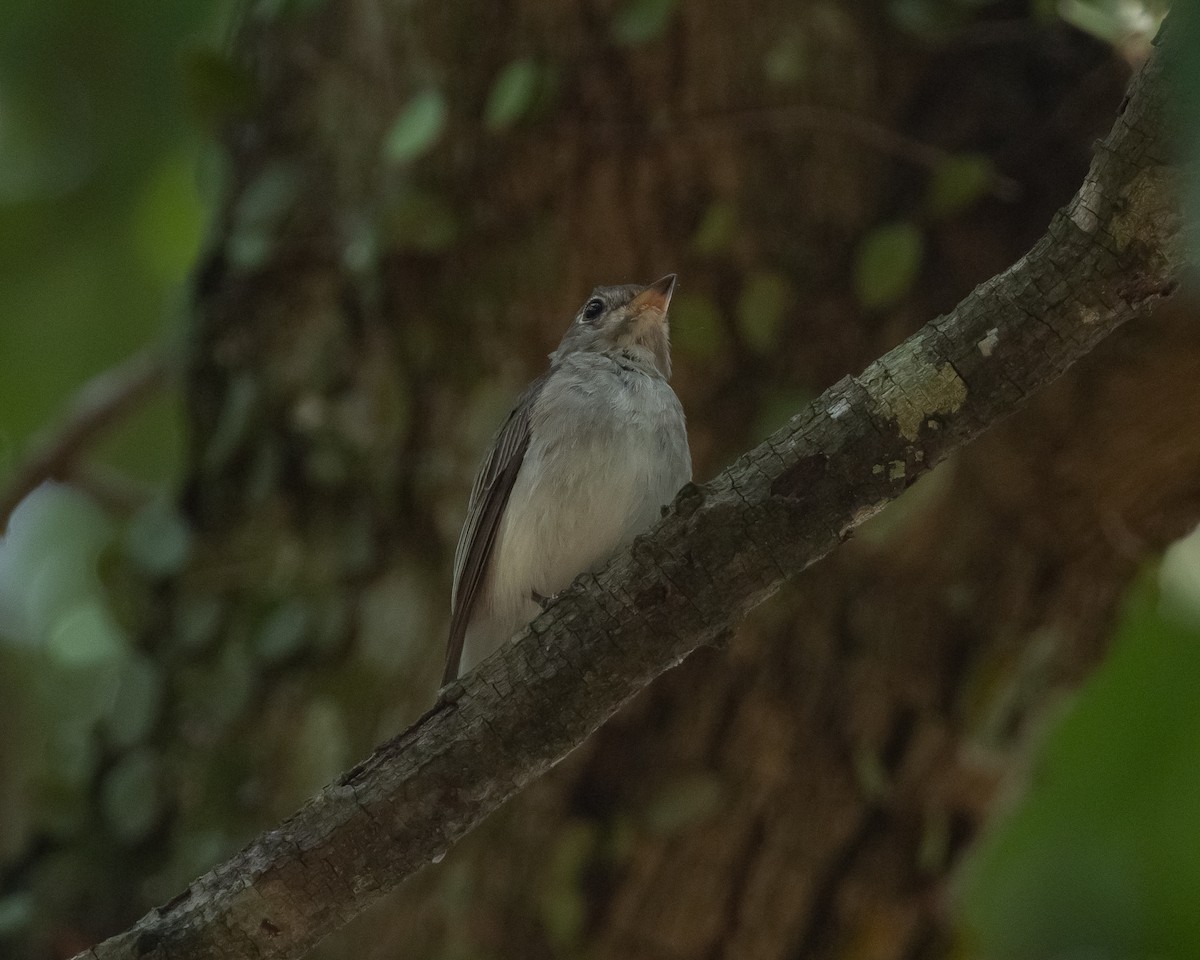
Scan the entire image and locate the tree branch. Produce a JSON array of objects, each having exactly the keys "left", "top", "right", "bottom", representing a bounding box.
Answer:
[
  {"left": 77, "top": 28, "right": 1180, "bottom": 960},
  {"left": 0, "top": 347, "right": 167, "bottom": 527}
]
